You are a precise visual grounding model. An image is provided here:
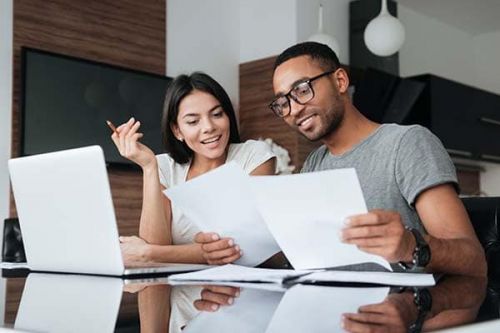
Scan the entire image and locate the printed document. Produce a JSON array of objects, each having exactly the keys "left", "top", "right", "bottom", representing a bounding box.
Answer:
[
  {"left": 165, "top": 163, "right": 280, "bottom": 267},
  {"left": 250, "top": 168, "right": 392, "bottom": 271}
]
